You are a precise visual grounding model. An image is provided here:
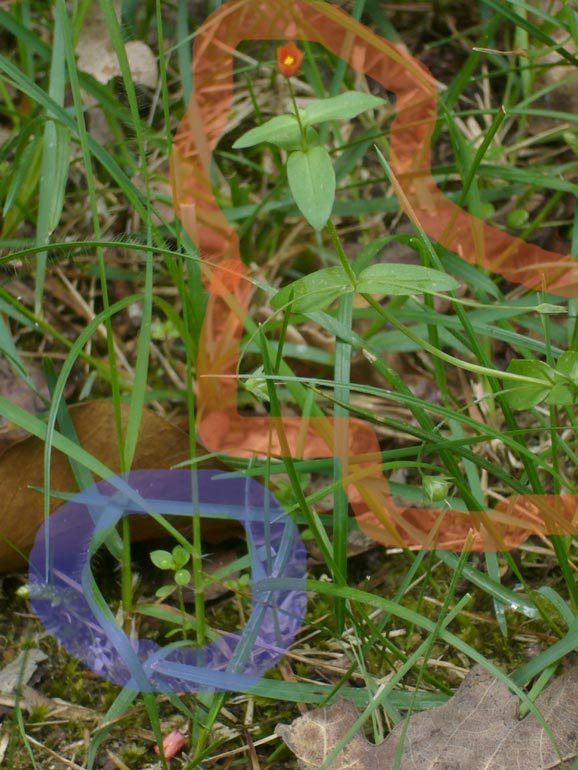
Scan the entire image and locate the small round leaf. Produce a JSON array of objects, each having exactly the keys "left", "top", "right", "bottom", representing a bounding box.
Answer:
[
  {"left": 174, "top": 569, "right": 191, "bottom": 586},
  {"left": 150, "top": 550, "right": 174, "bottom": 570},
  {"left": 172, "top": 545, "right": 190, "bottom": 568},
  {"left": 155, "top": 585, "right": 175, "bottom": 599}
]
